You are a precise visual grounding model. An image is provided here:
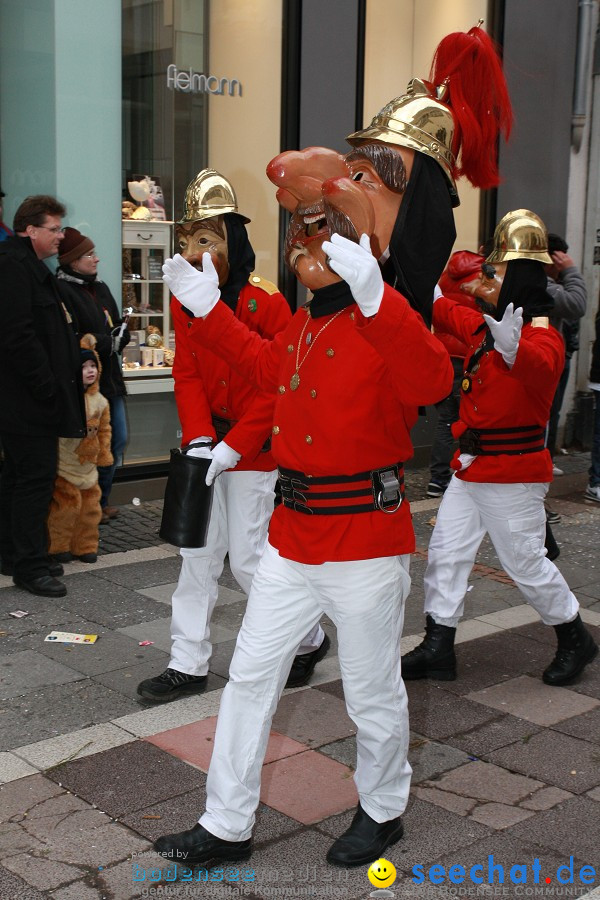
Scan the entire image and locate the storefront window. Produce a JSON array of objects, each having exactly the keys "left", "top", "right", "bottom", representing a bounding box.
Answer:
[
  {"left": 122, "top": 0, "right": 208, "bottom": 221},
  {"left": 122, "top": 0, "right": 283, "bottom": 283}
]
